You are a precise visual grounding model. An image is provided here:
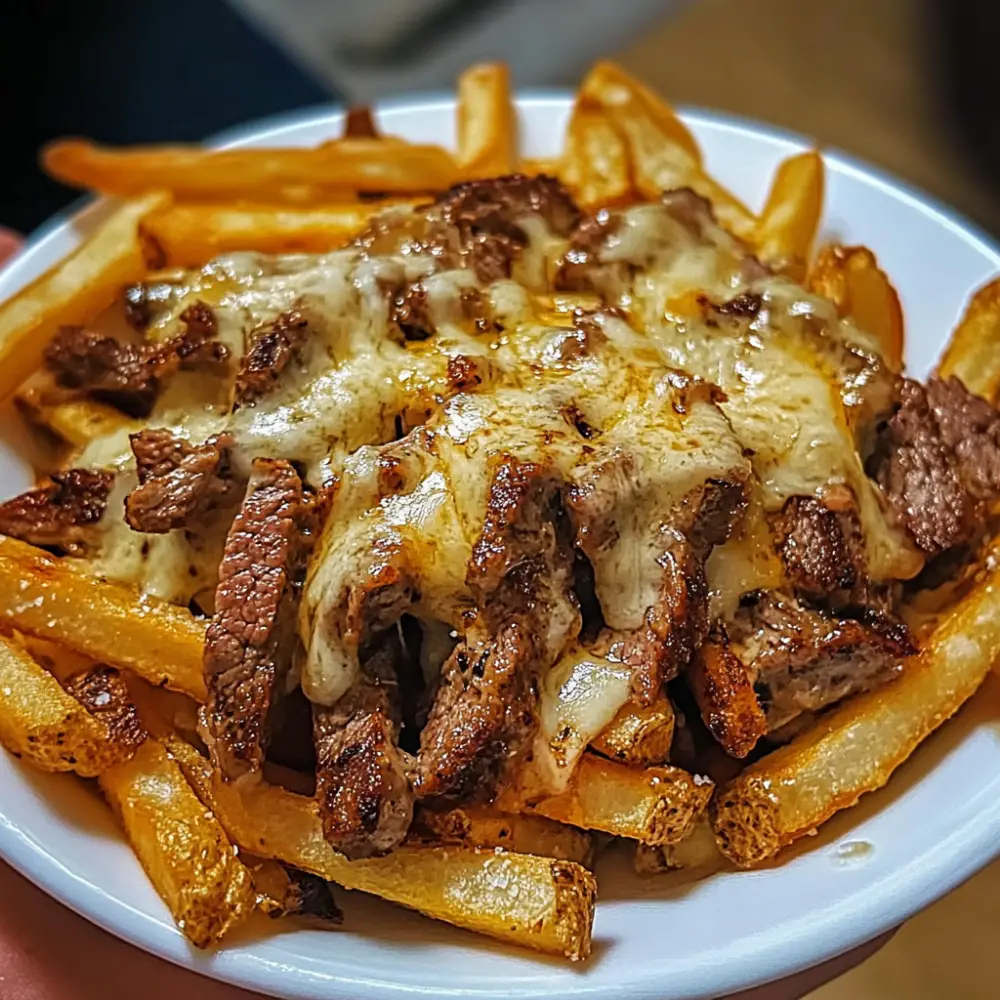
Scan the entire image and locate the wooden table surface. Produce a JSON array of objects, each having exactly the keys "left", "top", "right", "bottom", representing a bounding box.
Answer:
[{"left": 618, "top": 2, "right": 1000, "bottom": 995}]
